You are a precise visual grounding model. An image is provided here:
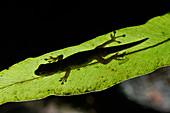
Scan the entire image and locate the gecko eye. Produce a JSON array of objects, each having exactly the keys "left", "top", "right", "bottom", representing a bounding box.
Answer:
[{"left": 40, "top": 71, "right": 46, "bottom": 75}]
